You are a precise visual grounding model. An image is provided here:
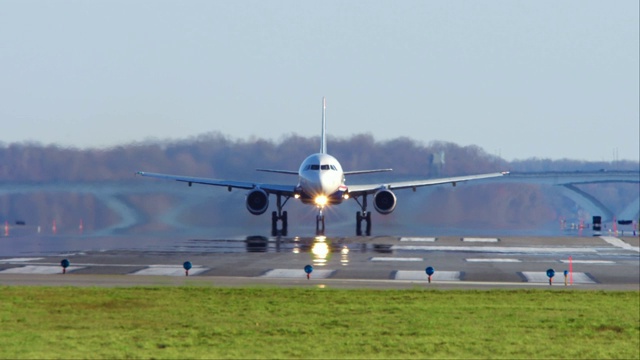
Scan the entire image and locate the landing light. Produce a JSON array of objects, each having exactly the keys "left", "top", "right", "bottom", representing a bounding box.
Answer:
[
  {"left": 342, "top": 193, "right": 350, "bottom": 200},
  {"left": 315, "top": 195, "right": 328, "bottom": 206},
  {"left": 294, "top": 194, "right": 301, "bottom": 199}
]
